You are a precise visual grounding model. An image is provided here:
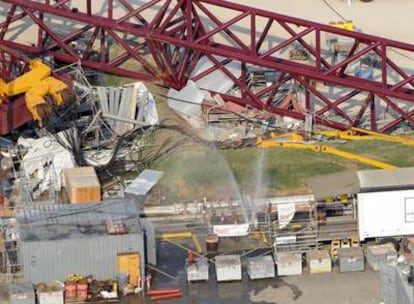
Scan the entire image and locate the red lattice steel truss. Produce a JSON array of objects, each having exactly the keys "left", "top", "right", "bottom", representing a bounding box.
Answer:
[{"left": 0, "top": 0, "right": 414, "bottom": 132}]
